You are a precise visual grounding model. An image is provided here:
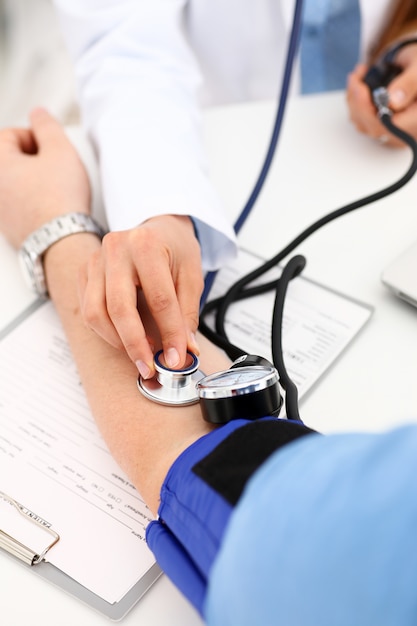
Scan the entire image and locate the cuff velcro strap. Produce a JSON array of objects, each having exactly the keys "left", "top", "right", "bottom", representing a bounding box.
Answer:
[{"left": 192, "top": 418, "right": 317, "bottom": 506}]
